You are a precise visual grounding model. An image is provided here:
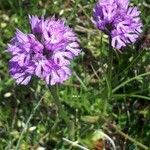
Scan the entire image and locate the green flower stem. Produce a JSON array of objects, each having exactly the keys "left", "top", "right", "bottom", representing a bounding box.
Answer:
[
  {"left": 49, "top": 85, "right": 69, "bottom": 124},
  {"left": 108, "top": 36, "right": 113, "bottom": 97},
  {"left": 104, "top": 36, "right": 113, "bottom": 113},
  {"left": 15, "top": 96, "right": 43, "bottom": 150}
]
